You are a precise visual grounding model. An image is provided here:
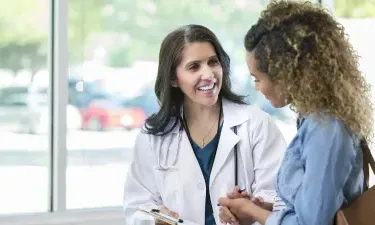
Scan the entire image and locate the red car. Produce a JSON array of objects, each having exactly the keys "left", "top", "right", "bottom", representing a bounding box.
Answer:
[{"left": 81, "top": 98, "right": 146, "bottom": 131}]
